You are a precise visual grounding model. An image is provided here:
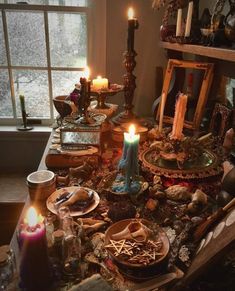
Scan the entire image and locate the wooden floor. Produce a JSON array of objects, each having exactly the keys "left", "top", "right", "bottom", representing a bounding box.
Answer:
[{"left": 0, "top": 173, "right": 27, "bottom": 244}]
